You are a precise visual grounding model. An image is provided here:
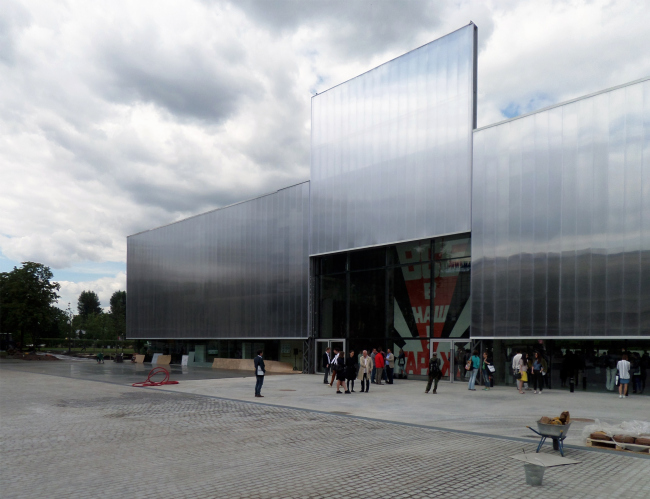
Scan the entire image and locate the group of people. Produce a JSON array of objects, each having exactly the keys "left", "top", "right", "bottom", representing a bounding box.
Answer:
[
  {"left": 511, "top": 349, "right": 548, "bottom": 394},
  {"left": 250, "top": 345, "right": 648, "bottom": 399},
  {"left": 321, "top": 347, "right": 396, "bottom": 394}
]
